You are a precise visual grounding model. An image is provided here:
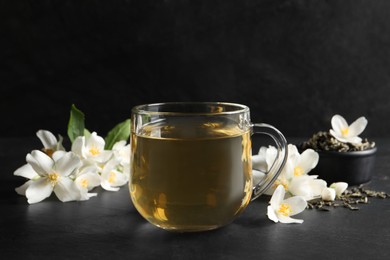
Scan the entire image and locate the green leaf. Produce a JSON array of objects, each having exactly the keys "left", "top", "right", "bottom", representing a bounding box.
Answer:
[
  {"left": 67, "top": 104, "right": 85, "bottom": 143},
  {"left": 84, "top": 128, "right": 91, "bottom": 138},
  {"left": 104, "top": 119, "right": 131, "bottom": 150}
]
